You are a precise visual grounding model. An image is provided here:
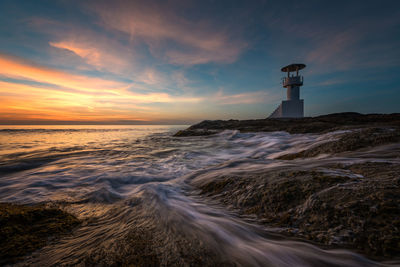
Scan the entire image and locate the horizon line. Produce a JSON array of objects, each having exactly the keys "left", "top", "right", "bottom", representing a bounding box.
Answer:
[{"left": 0, "top": 123, "right": 191, "bottom": 126}]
